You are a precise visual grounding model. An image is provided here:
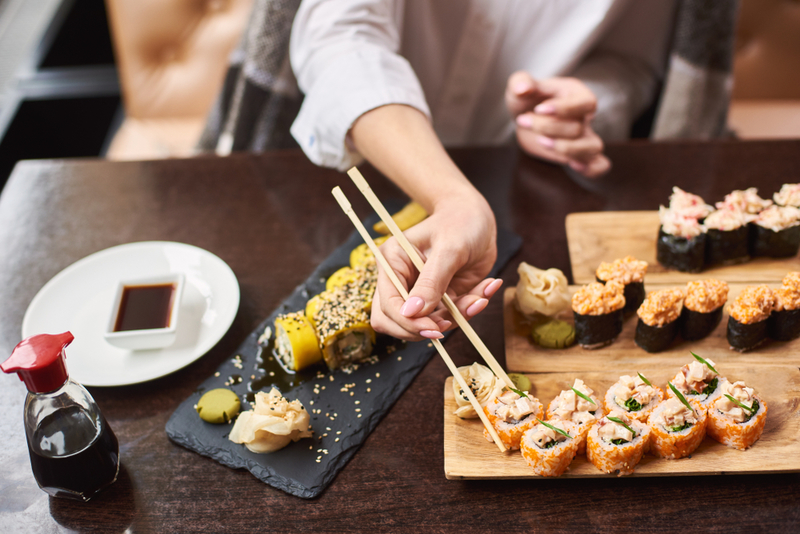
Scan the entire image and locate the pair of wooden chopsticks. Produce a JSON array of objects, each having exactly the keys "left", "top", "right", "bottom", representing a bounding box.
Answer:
[{"left": 331, "top": 167, "right": 514, "bottom": 452}]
